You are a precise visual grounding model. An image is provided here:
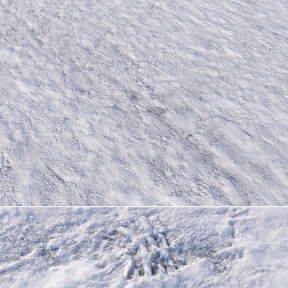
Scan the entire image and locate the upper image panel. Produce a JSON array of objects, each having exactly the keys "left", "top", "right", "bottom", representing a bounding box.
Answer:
[{"left": 0, "top": 1, "right": 287, "bottom": 206}]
